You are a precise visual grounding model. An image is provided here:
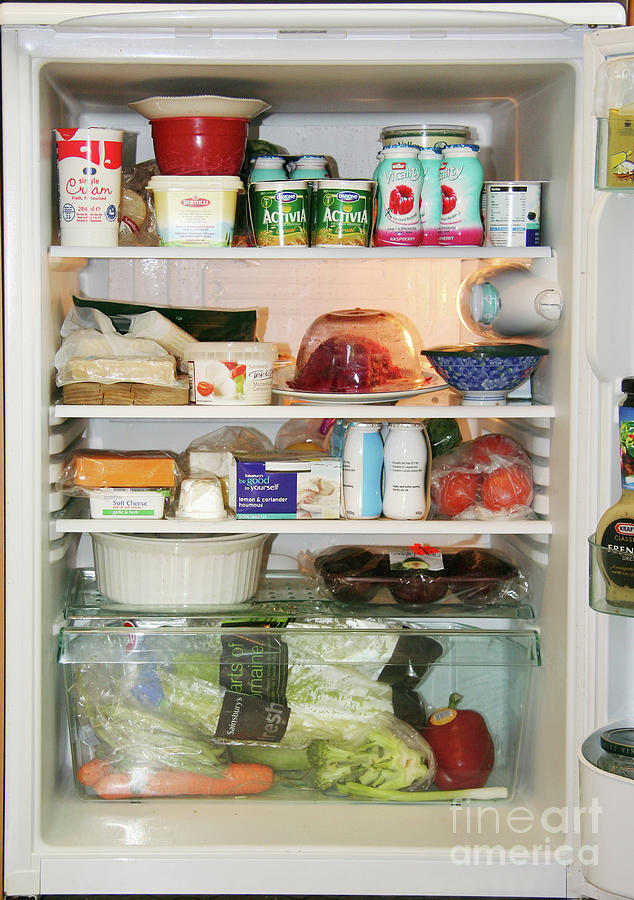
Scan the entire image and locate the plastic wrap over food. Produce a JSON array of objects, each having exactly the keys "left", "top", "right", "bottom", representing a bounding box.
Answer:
[
  {"left": 55, "top": 303, "right": 182, "bottom": 387},
  {"left": 56, "top": 450, "right": 179, "bottom": 496},
  {"left": 179, "top": 426, "right": 274, "bottom": 505},
  {"left": 429, "top": 434, "right": 535, "bottom": 520},
  {"left": 303, "top": 544, "right": 529, "bottom": 608},
  {"left": 119, "top": 158, "right": 160, "bottom": 247},
  {"left": 62, "top": 622, "right": 437, "bottom": 799},
  {"left": 125, "top": 310, "right": 197, "bottom": 364}
]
